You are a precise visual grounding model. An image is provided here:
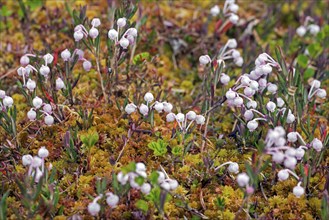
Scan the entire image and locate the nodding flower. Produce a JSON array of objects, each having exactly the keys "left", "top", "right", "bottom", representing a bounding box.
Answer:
[
  {"left": 277, "top": 169, "right": 299, "bottom": 181},
  {"left": 311, "top": 138, "right": 323, "bottom": 152},
  {"left": 308, "top": 79, "right": 327, "bottom": 100},
  {"left": 106, "top": 192, "right": 119, "bottom": 208},
  {"left": 2, "top": 96, "right": 14, "bottom": 108},
  {"left": 125, "top": 103, "right": 137, "bottom": 114},
  {"left": 247, "top": 117, "right": 267, "bottom": 132},
  {"left": 214, "top": 161, "right": 239, "bottom": 174},
  {"left": 108, "top": 29, "right": 118, "bottom": 41},
  {"left": 17, "top": 65, "right": 37, "bottom": 86},
  {"left": 287, "top": 131, "right": 306, "bottom": 145},
  {"left": 199, "top": 55, "right": 211, "bottom": 65},
  {"left": 117, "top": 17, "right": 127, "bottom": 28},
  {"left": 61, "top": 49, "right": 71, "bottom": 61},
  {"left": 210, "top": 5, "right": 220, "bottom": 17},
  {"left": 43, "top": 53, "right": 54, "bottom": 65},
  {"left": 87, "top": 194, "right": 103, "bottom": 216},
  {"left": 56, "top": 78, "right": 65, "bottom": 90},
  {"left": 293, "top": 182, "right": 305, "bottom": 198},
  {"left": 26, "top": 79, "right": 36, "bottom": 91},
  {"left": 167, "top": 111, "right": 205, "bottom": 133},
  {"left": 91, "top": 18, "right": 101, "bottom": 28},
  {"left": 236, "top": 172, "right": 250, "bottom": 187},
  {"left": 144, "top": 92, "right": 154, "bottom": 103},
  {"left": 74, "top": 24, "right": 88, "bottom": 42},
  {"left": 83, "top": 60, "right": 92, "bottom": 71}
]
